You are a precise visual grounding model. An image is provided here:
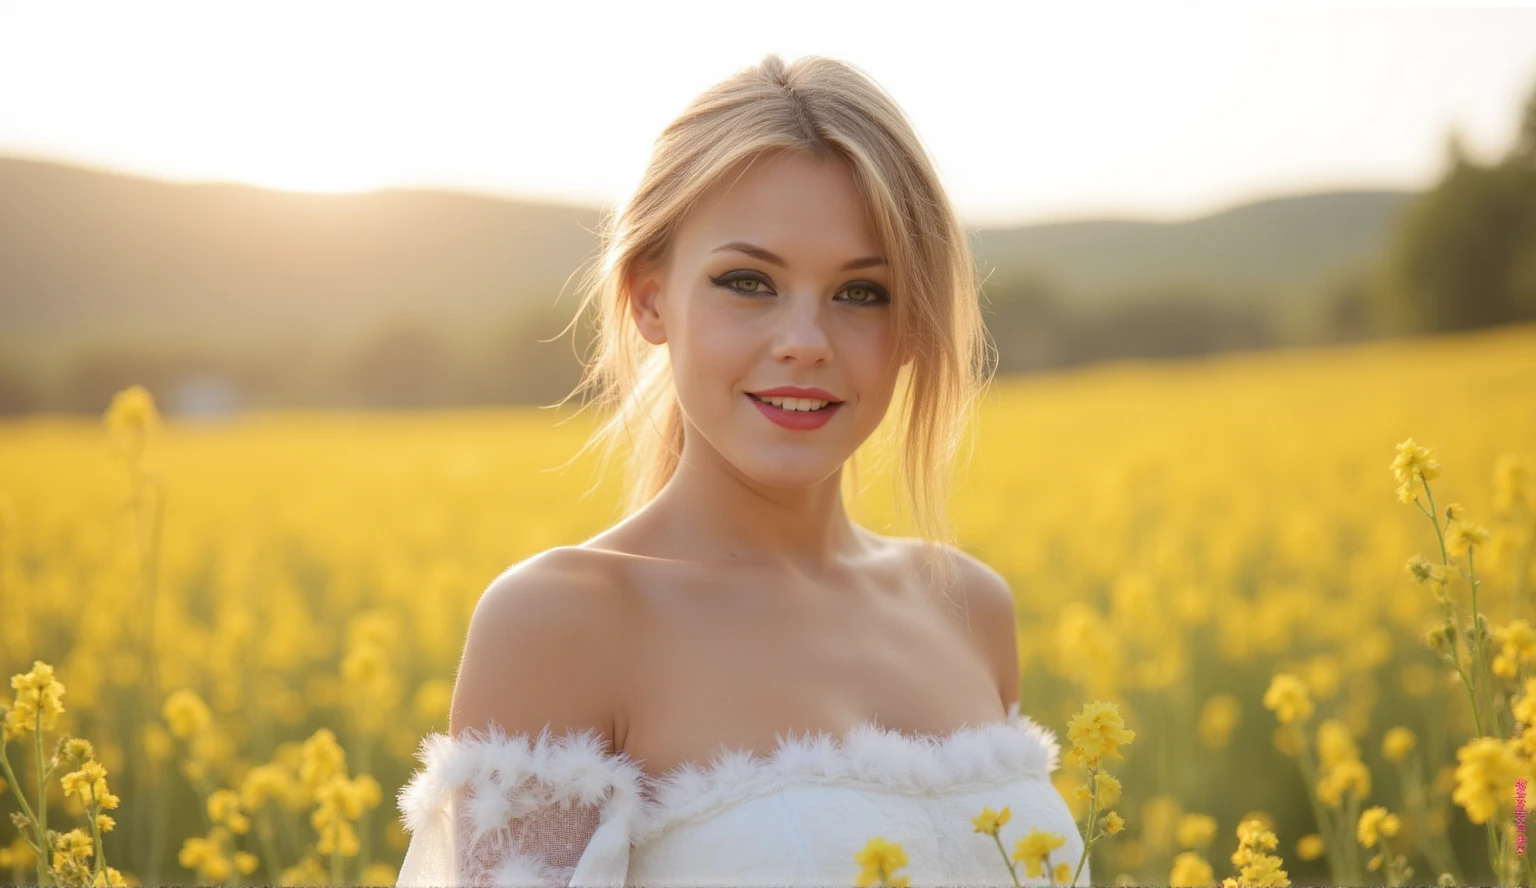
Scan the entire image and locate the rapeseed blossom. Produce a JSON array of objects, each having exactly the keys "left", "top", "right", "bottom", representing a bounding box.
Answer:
[
  {"left": 103, "top": 383, "right": 160, "bottom": 462},
  {"left": 1170, "top": 851, "right": 1214, "bottom": 887},
  {"left": 1261, "top": 674, "right": 1313, "bottom": 725},
  {"left": 854, "top": 837, "right": 910, "bottom": 887},
  {"left": 1356, "top": 807, "right": 1401, "bottom": 847},
  {"left": 1065, "top": 702, "right": 1135, "bottom": 769},
  {"left": 1176, "top": 814, "right": 1218, "bottom": 849},
  {"left": 1451, "top": 737, "right": 1523, "bottom": 824},
  {"left": 1391, "top": 438, "right": 1441, "bottom": 504},
  {"left": 1013, "top": 827, "right": 1067, "bottom": 879},
  {"left": 4, "top": 660, "right": 66, "bottom": 739},
  {"left": 1222, "top": 817, "right": 1289, "bottom": 888},
  {"left": 971, "top": 805, "right": 1011, "bottom": 837},
  {"left": 1381, "top": 727, "right": 1417, "bottom": 764}
]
